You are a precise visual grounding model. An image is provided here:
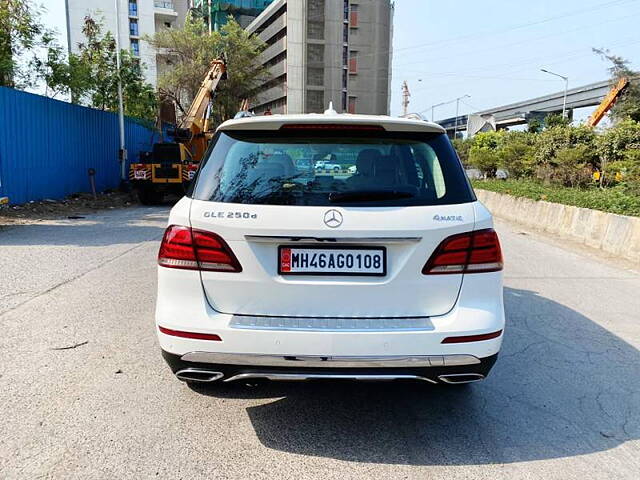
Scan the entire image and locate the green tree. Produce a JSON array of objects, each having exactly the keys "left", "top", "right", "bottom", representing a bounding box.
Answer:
[
  {"left": 0, "top": 0, "right": 59, "bottom": 88},
  {"left": 71, "top": 16, "right": 157, "bottom": 121},
  {"left": 527, "top": 118, "right": 542, "bottom": 133},
  {"left": 545, "top": 113, "right": 571, "bottom": 129},
  {"left": 146, "top": 15, "right": 269, "bottom": 125},
  {"left": 593, "top": 48, "right": 640, "bottom": 122},
  {"left": 32, "top": 42, "right": 90, "bottom": 99}
]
